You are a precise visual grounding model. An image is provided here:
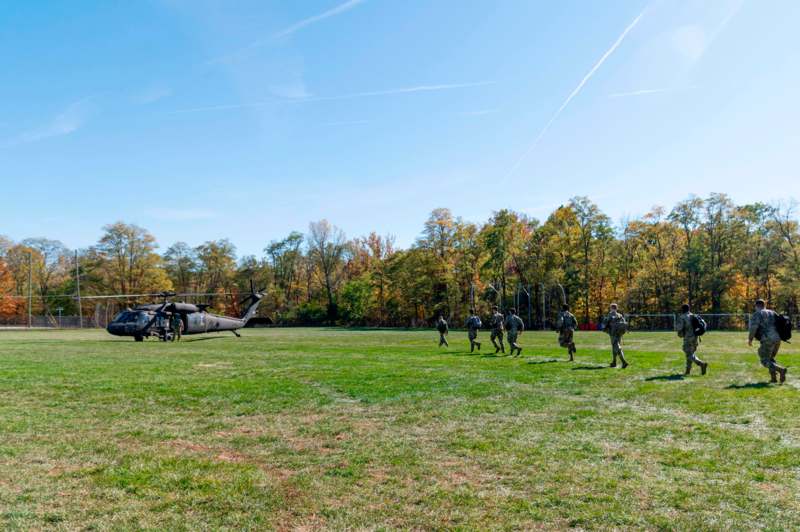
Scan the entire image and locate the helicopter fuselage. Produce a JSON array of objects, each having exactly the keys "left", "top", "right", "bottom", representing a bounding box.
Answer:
[{"left": 107, "top": 291, "right": 263, "bottom": 341}]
